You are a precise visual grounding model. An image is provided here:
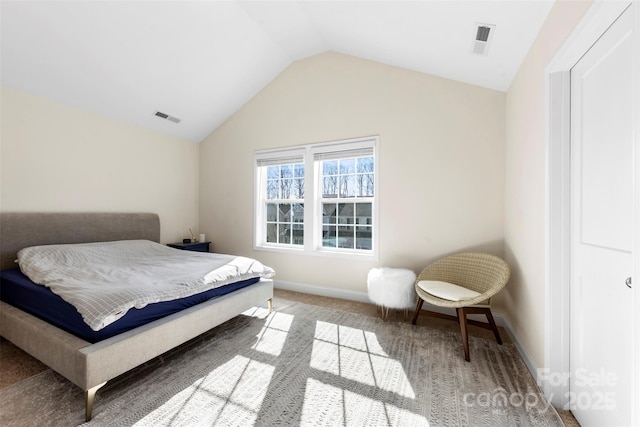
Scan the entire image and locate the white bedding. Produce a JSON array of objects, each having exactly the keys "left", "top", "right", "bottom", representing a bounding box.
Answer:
[{"left": 17, "top": 240, "right": 275, "bottom": 331}]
